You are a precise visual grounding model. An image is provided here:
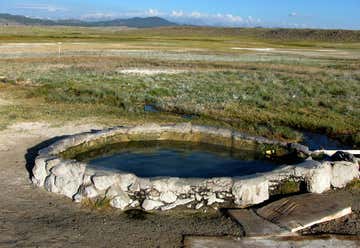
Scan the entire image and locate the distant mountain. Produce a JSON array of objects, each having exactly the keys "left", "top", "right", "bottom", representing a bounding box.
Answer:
[{"left": 0, "top": 13, "right": 178, "bottom": 28}]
